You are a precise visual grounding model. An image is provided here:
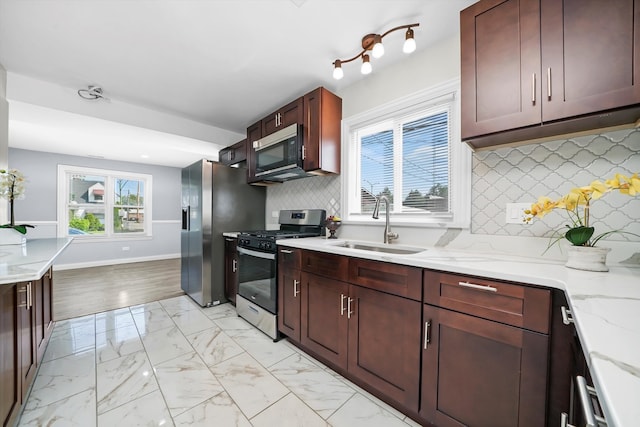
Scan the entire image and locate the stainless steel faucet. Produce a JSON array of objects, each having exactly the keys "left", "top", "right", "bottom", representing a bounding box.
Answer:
[{"left": 372, "top": 195, "right": 399, "bottom": 244}]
